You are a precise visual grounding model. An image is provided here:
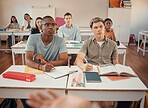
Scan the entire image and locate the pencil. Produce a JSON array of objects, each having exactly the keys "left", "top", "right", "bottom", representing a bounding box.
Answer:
[{"left": 84, "top": 58, "right": 88, "bottom": 63}]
